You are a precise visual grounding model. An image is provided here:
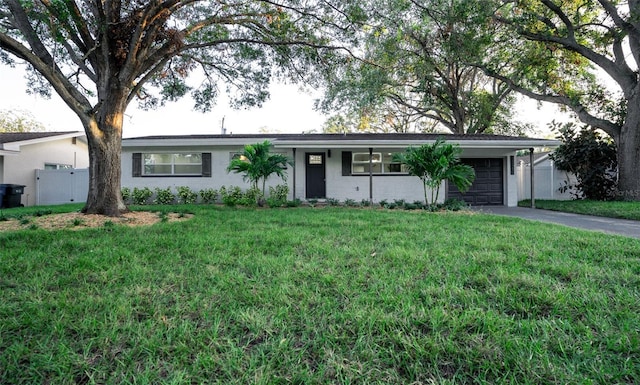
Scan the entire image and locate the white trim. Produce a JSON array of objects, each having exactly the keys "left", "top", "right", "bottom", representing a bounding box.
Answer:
[
  {"left": 274, "top": 139, "right": 561, "bottom": 149},
  {"left": 122, "top": 136, "right": 561, "bottom": 151}
]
